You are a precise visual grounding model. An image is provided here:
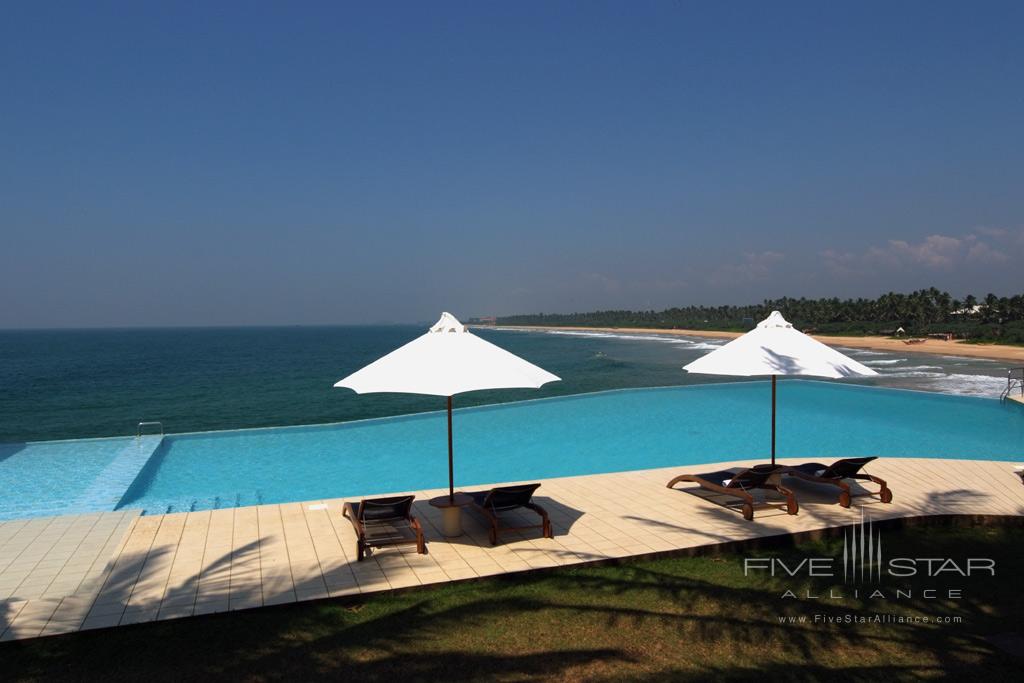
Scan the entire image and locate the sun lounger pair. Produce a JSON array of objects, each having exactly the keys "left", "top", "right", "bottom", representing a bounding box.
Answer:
[
  {"left": 343, "top": 484, "right": 552, "bottom": 558},
  {"left": 666, "top": 457, "right": 892, "bottom": 521}
]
